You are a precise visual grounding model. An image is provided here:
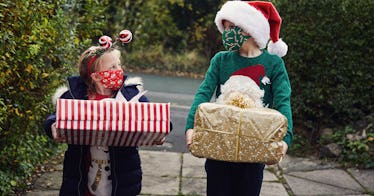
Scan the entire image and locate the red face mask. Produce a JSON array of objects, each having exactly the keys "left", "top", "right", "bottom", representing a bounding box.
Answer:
[{"left": 95, "top": 69, "right": 124, "bottom": 90}]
